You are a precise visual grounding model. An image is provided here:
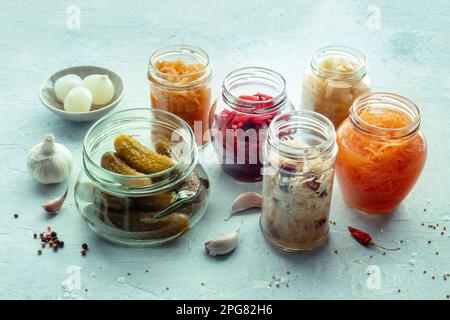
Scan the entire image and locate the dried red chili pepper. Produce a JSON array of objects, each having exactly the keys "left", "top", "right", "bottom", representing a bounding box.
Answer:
[{"left": 348, "top": 226, "right": 400, "bottom": 251}]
